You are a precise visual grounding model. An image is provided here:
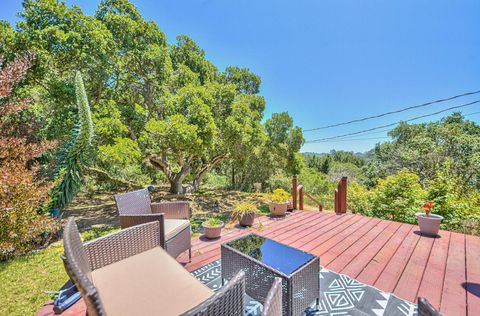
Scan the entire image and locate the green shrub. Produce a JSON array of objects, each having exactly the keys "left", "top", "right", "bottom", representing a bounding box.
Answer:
[
  {"left": 203, "top": 173, "right": 229, "bottom": 189},
  {"left": 348, "top": 180, "right": 370, "bottom": 215},
  {"left": 368, "top": 170, "right": 426, "bottom": 224},
  {"left": 267, "top": 172, "right": 291, "bottom": 192},
  {"left": 271, "top": 188, "right": 290, "bottom": 203}
]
